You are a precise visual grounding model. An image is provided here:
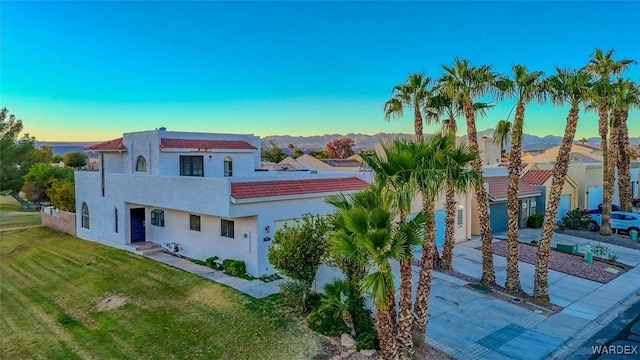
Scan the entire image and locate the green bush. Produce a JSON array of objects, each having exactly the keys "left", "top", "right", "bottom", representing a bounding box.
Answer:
[
  {"left": 559, "top": 209, "right": 591, "bottom": 230},
  {"left": 349, "top": 303, "right": 378, "bottom": 350},
  {"left": 307, "top": 308, "right": 349, "bottom": 336},
  {"left": 222, "top": 259, "right": 246, "bottom": 277},
  {"left": 205, "top": 256, "right": 219, "bottom": 268},
  {"left": 279, "top": 280, "right": 314, "bottom": 313},
  {"left": 527, "top": 214, "right": 544, "bottom": 228}
]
